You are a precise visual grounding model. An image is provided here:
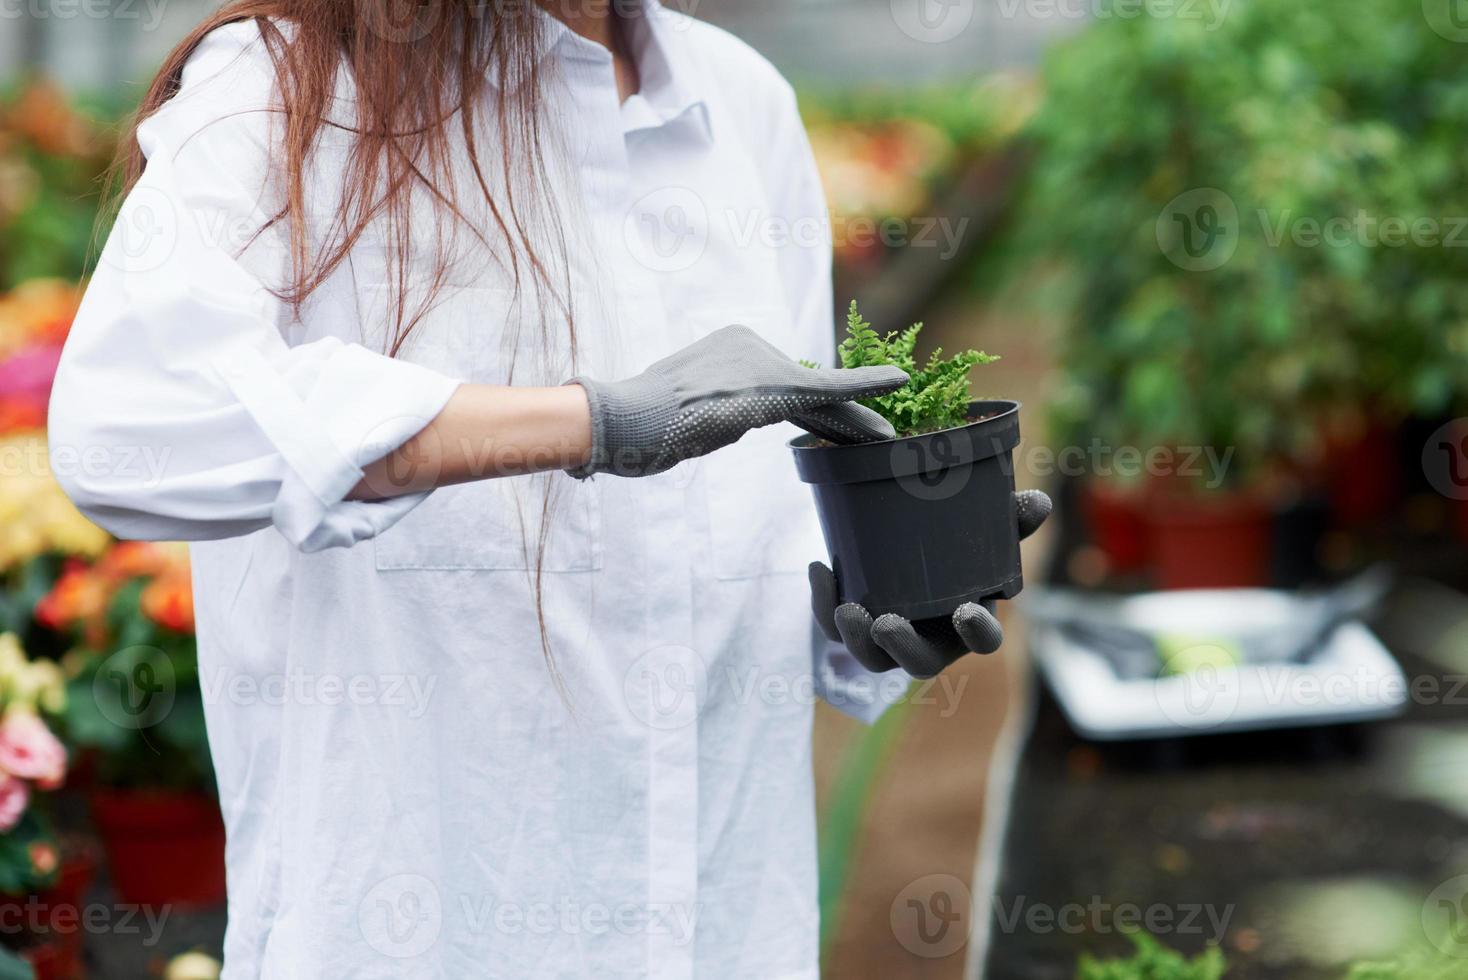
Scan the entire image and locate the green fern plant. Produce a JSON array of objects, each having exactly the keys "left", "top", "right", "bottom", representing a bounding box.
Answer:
[{"left": 807, "top": 300, "right": 999, "bottom": 437}]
